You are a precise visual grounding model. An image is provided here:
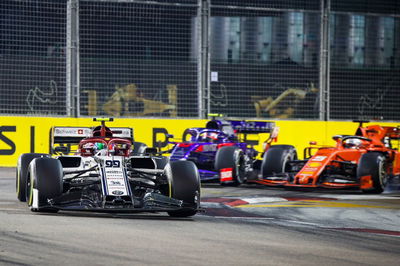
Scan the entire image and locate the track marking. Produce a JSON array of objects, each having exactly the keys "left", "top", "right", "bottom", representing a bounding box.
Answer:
[
  {"left": 236, "top": 197, "right": 288, "bottom": 203},
  {"left": 202, "top": 197, "right": 288, "bottom": 207},
  {"left": 321, "top": 194, "right": 399, "bottom": 200},
  {"left": 235, "top": 200, "right": 394, "bottom": 209},
  {"left": 211, "top": 216, "right": 275, "bottom": 220}
]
